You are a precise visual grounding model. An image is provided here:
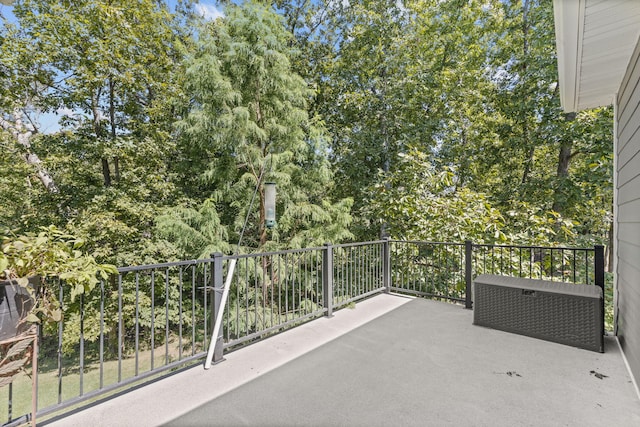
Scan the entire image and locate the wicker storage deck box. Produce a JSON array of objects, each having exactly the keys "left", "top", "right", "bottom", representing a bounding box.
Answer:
[{"left": 473, "top": 274, "right": 603, "bottom": 352}]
